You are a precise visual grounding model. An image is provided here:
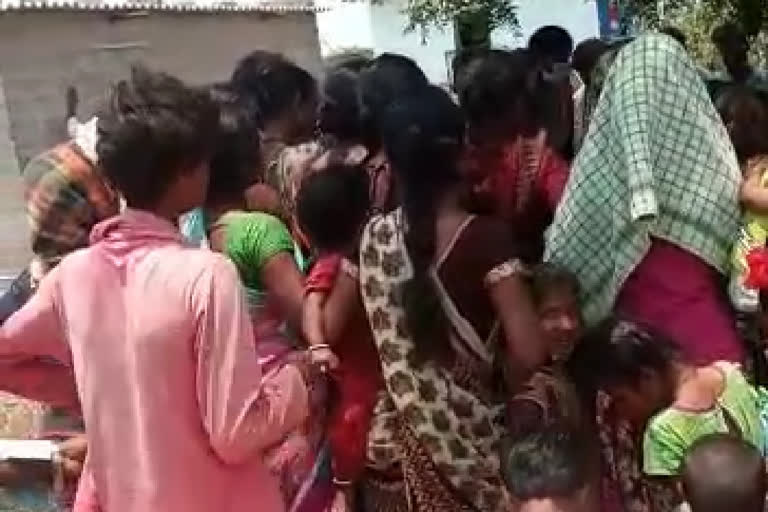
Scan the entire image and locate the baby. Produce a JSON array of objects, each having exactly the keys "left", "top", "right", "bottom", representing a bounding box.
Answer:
[
  {"left": 720, "top": 86, "right": 768, "bottom": 314},
  {"left": 296, "top": 163, "right": 383, "bottom": 511},
  {"left": 681, "top": 433, "right": 766, "bottom": 512}
]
